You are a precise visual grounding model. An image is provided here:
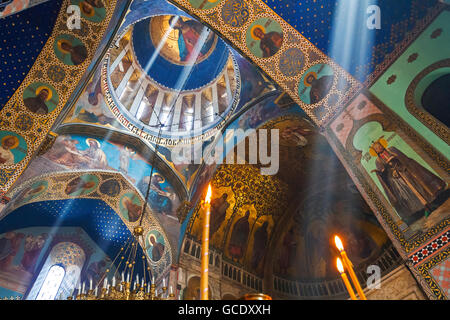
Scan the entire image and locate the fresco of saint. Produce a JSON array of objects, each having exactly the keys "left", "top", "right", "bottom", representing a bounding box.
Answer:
[
  {"left": 168, "top": 16, "right": 215, "bottom": 63},
  {"left": 148, "top": 234, "right": 165, "bottom": 262},
  {"left": 228, "top": 210, "right": 250, "bottom": 261},
  {"left": 0, "top": 135, "right": 19, "bottom": 165},
  {"left": 304, "top": 70, "right": 334, "bottom": 105},
  {"left": 23, "top": 87, "right": 51, "bottom": 114},
  {"left": 370, "top": 138, "right": 448, "bottom": 224},
  {"left": 209, "top": 193, "right": 230, "bottom": 237},
  {"left": 251, "top": 26, "right": 283, "bottom": 58}
]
